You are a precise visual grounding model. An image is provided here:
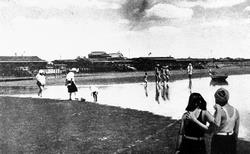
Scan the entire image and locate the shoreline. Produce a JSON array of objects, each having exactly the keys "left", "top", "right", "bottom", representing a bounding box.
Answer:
[
  {"left": 1, "top": 66, "right": 250, "bottom": 94},
  {"left": 0, "top": 66, "right": 250, "bottom": 153}
]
